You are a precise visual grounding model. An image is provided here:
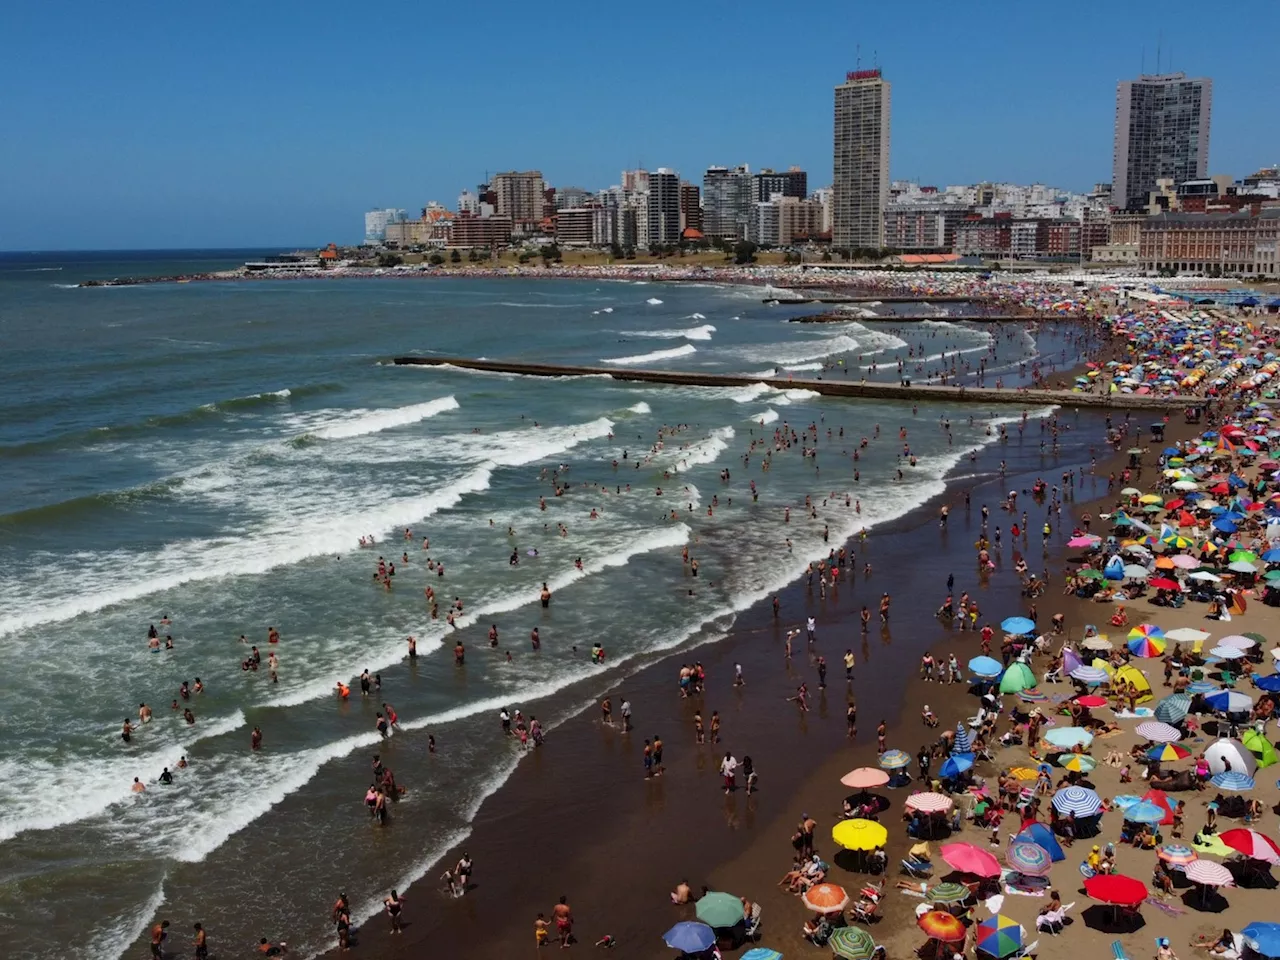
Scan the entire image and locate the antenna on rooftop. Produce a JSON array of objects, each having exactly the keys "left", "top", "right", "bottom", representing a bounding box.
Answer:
[
  {"left": 855, "top": 43, "right": 861, "bottom": 71},
  {"left": 873, "top": 49, "right": 879, "bottom": 70},
  {"left": 1156, "top": 31, "right": 1162, "bottom": 73},
  {"left": 1141, "top": 47, "right": 1146, "bottom": 75}
]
